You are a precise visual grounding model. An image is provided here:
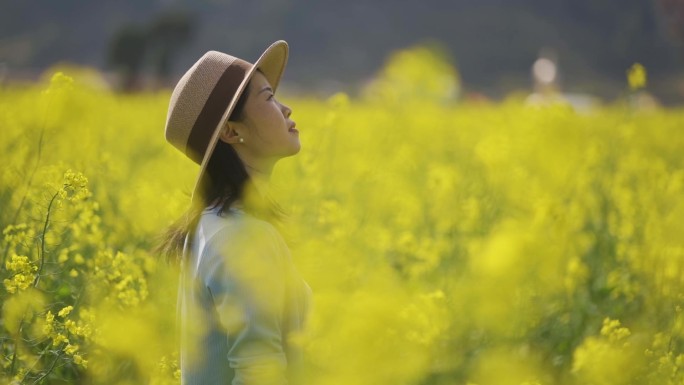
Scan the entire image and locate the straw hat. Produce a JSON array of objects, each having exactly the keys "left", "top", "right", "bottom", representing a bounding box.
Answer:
[{"left": 164, "top": 40, "right": 289, "bottom": 204}]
